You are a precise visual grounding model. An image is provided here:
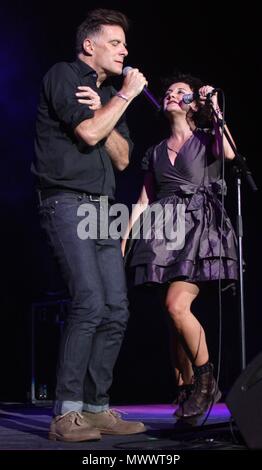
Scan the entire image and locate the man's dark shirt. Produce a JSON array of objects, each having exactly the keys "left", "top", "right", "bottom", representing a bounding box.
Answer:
[{"left": 32, "top": 58, "right": 133, "bottom": 199}]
